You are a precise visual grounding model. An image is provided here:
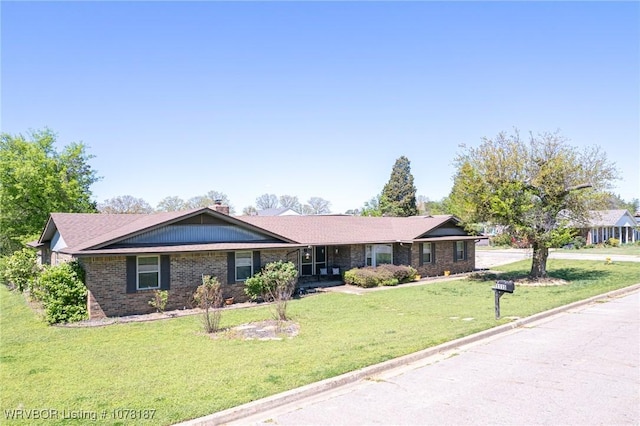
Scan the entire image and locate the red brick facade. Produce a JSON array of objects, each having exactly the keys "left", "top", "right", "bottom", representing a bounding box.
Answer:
[{"left": 79, "top": 242, "right": 475, "bottom": 319}]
